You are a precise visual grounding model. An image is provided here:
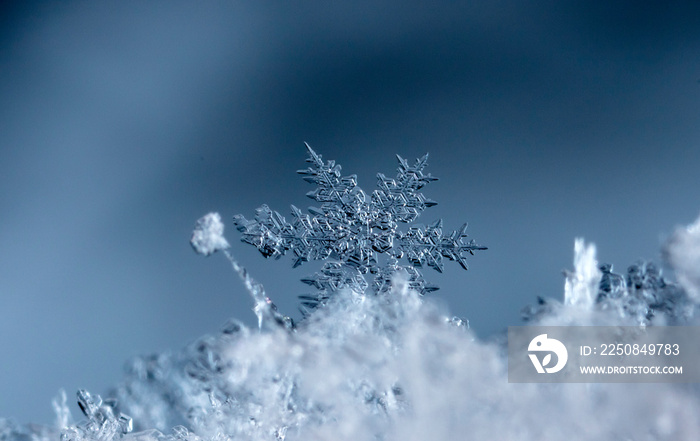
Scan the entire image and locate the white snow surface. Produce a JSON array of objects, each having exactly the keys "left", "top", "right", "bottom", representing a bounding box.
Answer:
[{"left": 664, "top": 214, "right": 700, "bottom": 301}]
